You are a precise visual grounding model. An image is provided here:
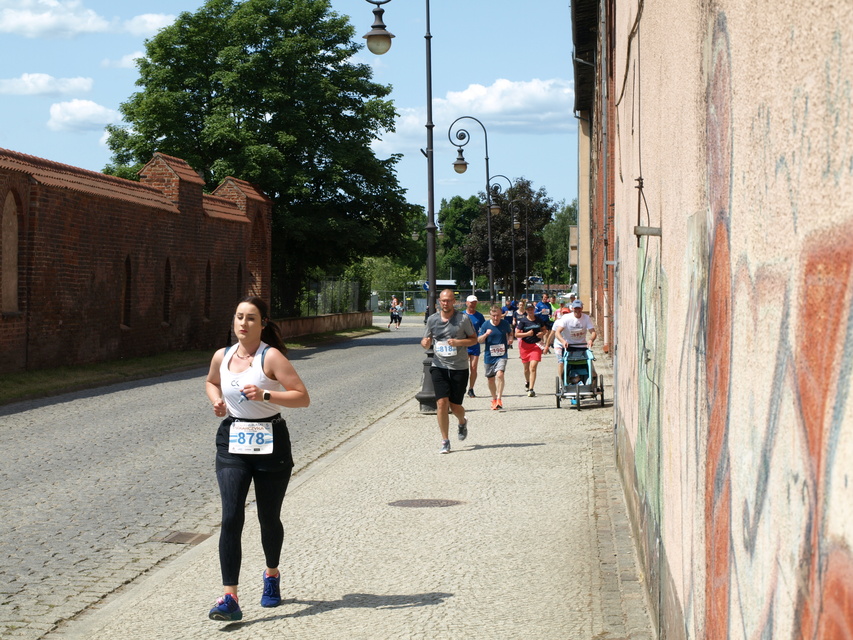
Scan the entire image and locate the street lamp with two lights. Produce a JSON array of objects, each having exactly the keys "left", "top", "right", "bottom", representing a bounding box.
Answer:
[{"left": 448, "top": 115, "right": 501, "bottom": 303}]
